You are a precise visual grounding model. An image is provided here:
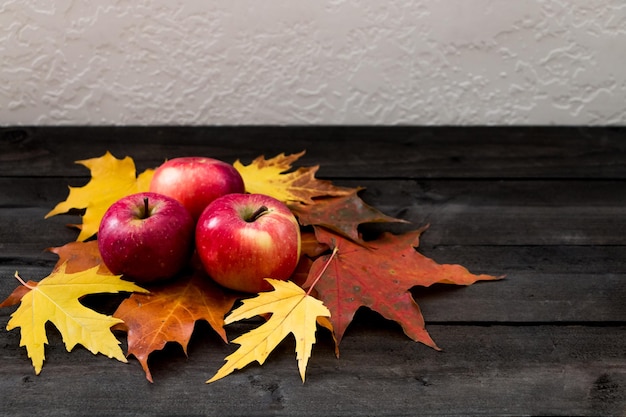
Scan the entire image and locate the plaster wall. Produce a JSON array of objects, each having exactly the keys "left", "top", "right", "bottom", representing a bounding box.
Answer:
[{"left": 1, "top": 1, "right": 625, "bottom": 125}]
